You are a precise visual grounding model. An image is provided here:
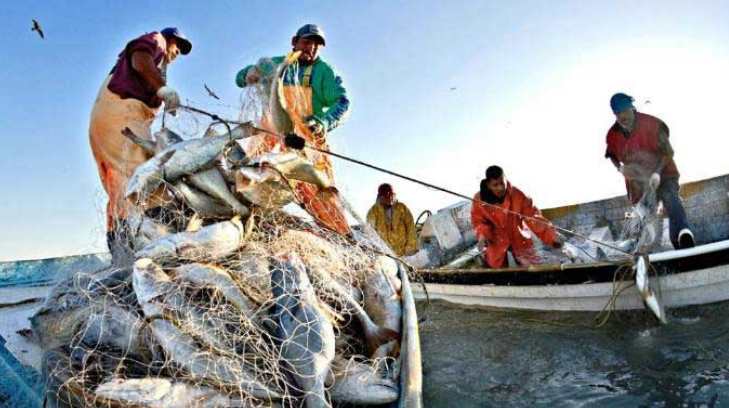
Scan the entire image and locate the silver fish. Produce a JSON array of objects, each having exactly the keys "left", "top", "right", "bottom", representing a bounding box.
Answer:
[
  {"left": 187, "top": 168, "right": 250, "bottom": 216},
  {"left": 124, "top": 127, "right": 185, "bottom": 156},
  {"left": 135, "top": 217, "right": 244, "bottom": 261},
  {"left": 149, "top": 319, "right": 282, "bottom": 400},
  {"left": 173, "top": 181, "right": 236, "bottom": 219},
  {"left": 174, "top": 263, "right": 258, "bottom": 317},
  {"left": 635, "top": 256, "right": 666, "bottom": 323},
  {"left": 270, "top": 254, "right": 334, "bottom": 408},
  {"left": 95, "top": 378, "right": 246, "bottom": 408},
  {"left": 281, "top": 230, "right": 398, "bottom": 354},
  {"left": 127, "top": 211, "right": 173, "bottom": 250},
  {"left": 365, "top": 256, "right": 403, "bottom": 358},
  {"left": 132, "top": 258, "right": 173, "bottom": 318},
  {"left": 328, "top": 357, "right": 399, "bottom": 405},
  {"left": 126, "top": 129, "right": 248, "bottom": 203},
  {"left": 79, "top": 303, "right": 150, "bottom": 357},
  {"left": 175, "top": 304, "right": 231, "bottom": 351}
]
